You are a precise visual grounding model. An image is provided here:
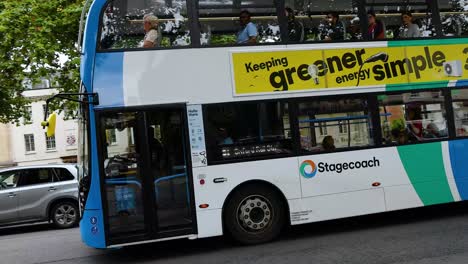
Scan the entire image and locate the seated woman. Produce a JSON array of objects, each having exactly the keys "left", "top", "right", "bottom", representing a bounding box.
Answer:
[
  {"left": 321, "top": 135, "right": 336, "bottom": 151},
  {"left": 367, "top": 10, "right": 385, "bottom": 40},
  {"left": 142, "top": 14, "right": 160, "bottom": 48}
]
